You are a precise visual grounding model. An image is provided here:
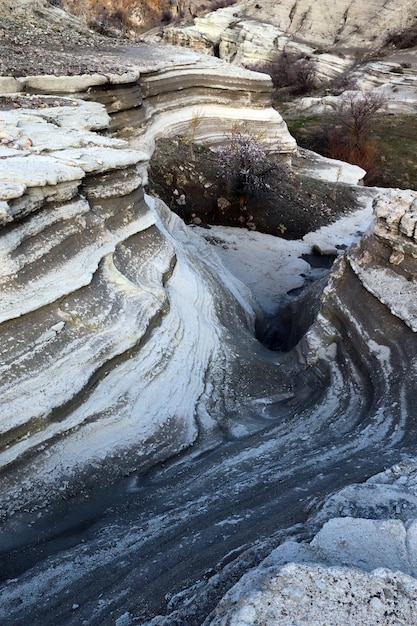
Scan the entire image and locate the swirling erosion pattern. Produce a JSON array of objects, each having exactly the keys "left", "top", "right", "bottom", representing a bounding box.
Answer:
[
  {"left": 1, "top": 182, "right": 416, "bottom": 624},
  {"left": 0, "top": 65, "right": 416, "bottom": 624}
]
